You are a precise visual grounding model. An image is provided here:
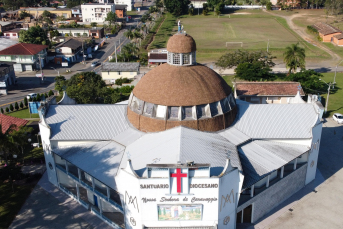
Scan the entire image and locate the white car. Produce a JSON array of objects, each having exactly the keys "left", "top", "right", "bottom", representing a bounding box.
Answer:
[
  {"left": 27, "top": 93, "right": 37, "bottom": 99},
  {"left": 91, "top": 61, "right": 98, "bottom": 67},
  {"left": 333, "top": 113, "right": 343, "bottom": 124}
]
